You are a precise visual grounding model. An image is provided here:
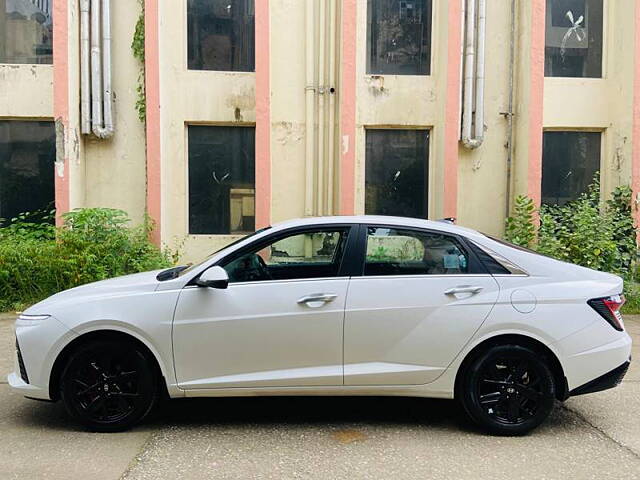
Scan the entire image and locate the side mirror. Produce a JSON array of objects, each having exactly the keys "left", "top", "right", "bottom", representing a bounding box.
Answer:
[{"left": 196, "top": 266, "right": 229, "bottom": 289}]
